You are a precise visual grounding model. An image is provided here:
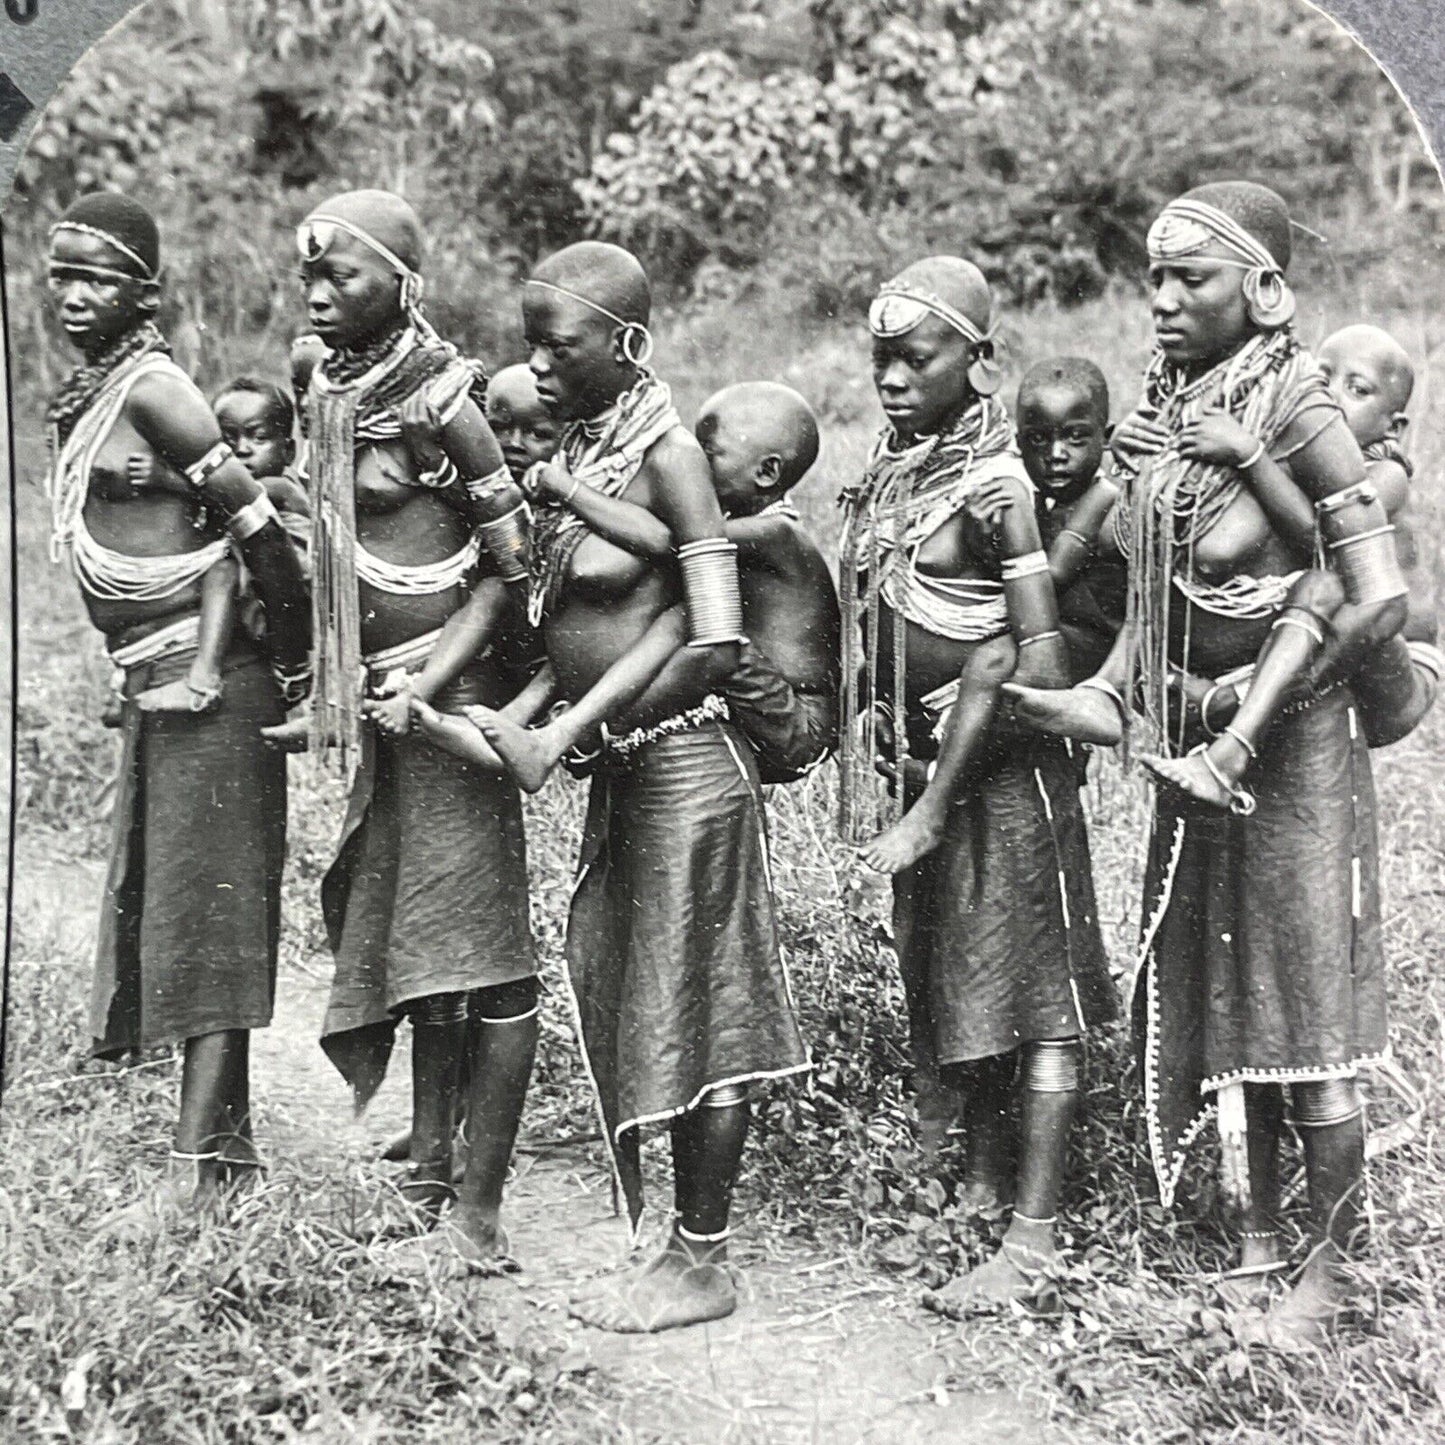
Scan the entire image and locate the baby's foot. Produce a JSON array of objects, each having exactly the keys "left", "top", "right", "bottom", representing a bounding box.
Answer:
[
  {"left": 469, "top": 709, "right": 566, "bottom": 793},
  {"left": 1002, "top": 683, "right": 1122, "bottom": 745},
  {"left": 135, "top": 670, "right": 224, "bottom": 715},
  {"left": 859, "top": 801, "right": 948, "bottom": 874}
]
